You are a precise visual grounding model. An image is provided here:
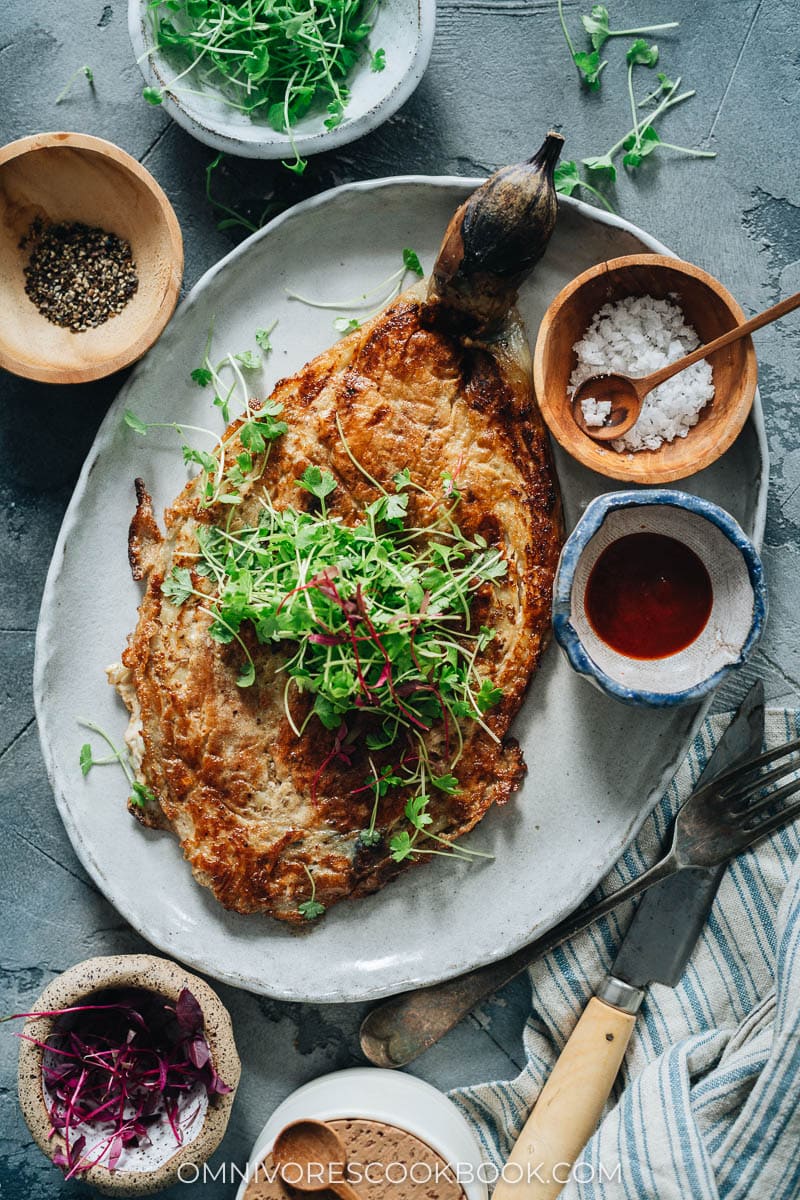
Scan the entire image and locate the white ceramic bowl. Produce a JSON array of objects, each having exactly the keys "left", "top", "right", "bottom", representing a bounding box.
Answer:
[
  {"left": 129, "top": 0, "right": 436, "bottom": 160},
  {"left": 552, "top": 490, "right": 767, "bottom": 707},
  {"left": 235, "top": 1068, "right": 488, "bottom": 1200}
]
